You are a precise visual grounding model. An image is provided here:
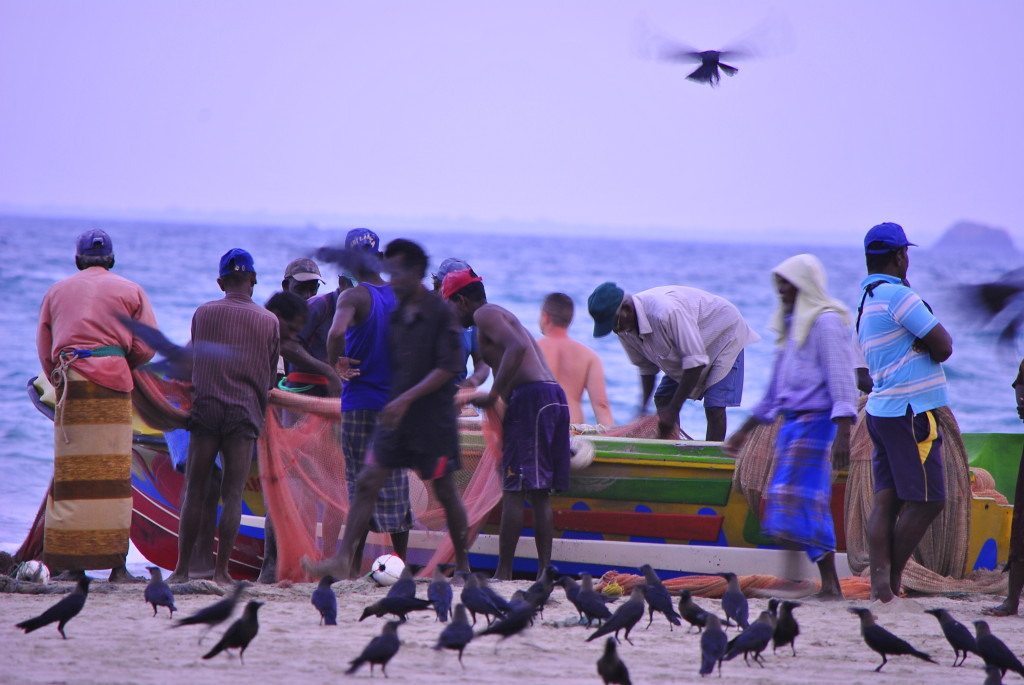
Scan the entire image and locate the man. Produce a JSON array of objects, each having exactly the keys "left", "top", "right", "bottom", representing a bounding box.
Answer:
[
  {"left": 280, "top": 258, "right": 342, "bottom": 396},
  {"left": 587, "top": 282, "right": 759, "bottom": 441},
  {"left": 537, "top": 292, "right": 614, "bottom": 426},
  {"left": 37, "top": 229, "right": 158, "bottom": 582},
  {"left": 303, "top": 239, "right": 471, "bottom": 578},
  {"left": 444, "top": 269, "right": 570, "bottom": 580},
  {"left": 856, "top": 222, "right": 952, "bottom": 602},
  {"left": 282, "top": 257, "right": 324, "bottom": 301},
  {"left": 168, "top": 248, "right": 279, "bottom": 585},
  {"left": 323, "top": 229, "right": 412, "bottom": 572},
  {"left": 983, "top": 358, "right": 1024, "bottom": 616},
  {"left": 431, "top": 257, "right": 489, "bottom": 388},
  {"left": 724, "top": 254, "right": 856, "bottom": 598}
]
